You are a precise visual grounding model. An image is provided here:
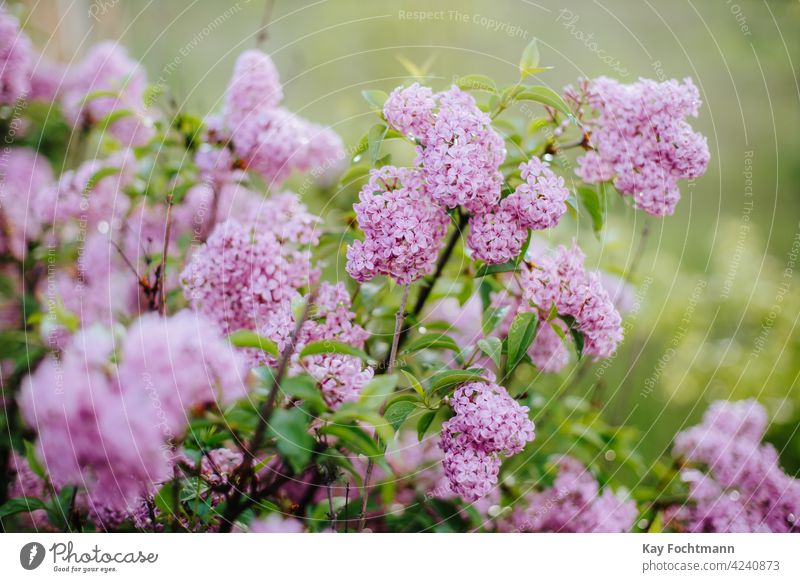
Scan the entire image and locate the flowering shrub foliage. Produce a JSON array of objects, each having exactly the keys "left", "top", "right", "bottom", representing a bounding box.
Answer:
[{"left": 0, "top": 6, "right": 796, "bottom": 533}]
